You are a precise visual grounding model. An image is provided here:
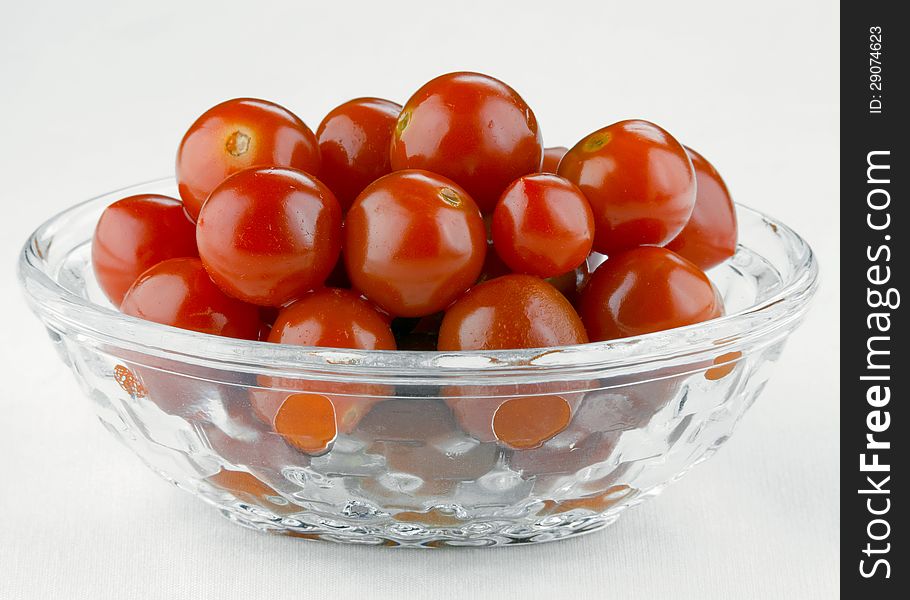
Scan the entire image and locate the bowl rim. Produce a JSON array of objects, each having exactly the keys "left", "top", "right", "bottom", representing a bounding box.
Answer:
[{"left": 18, "top": 177, "right": 819, "bottom": 383}]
